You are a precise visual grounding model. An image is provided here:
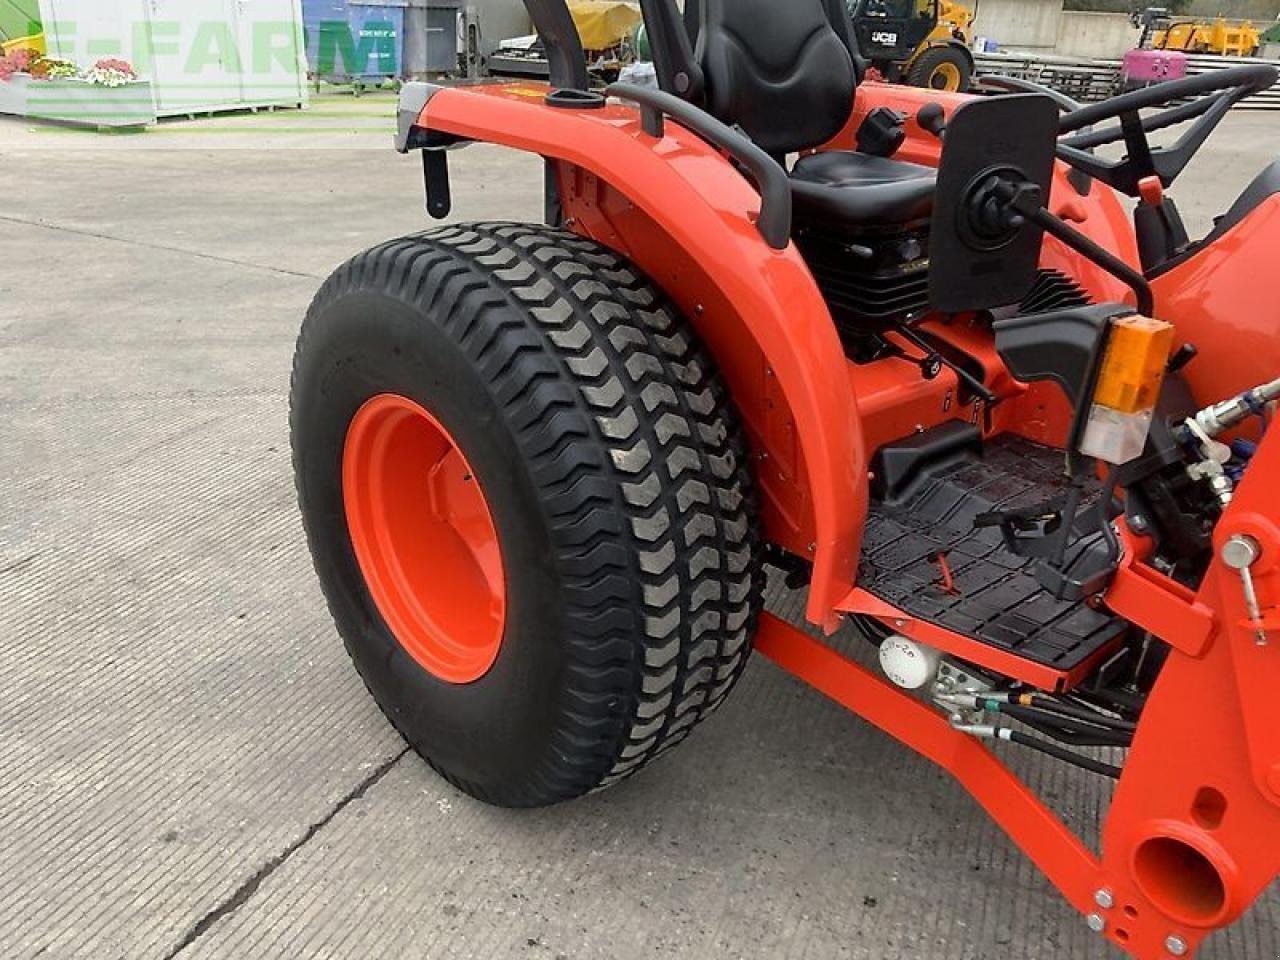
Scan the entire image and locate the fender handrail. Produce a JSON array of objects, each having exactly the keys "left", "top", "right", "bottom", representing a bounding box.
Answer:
[{"left": 606, "top": 83, "right": 793, "bottom": 250}]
